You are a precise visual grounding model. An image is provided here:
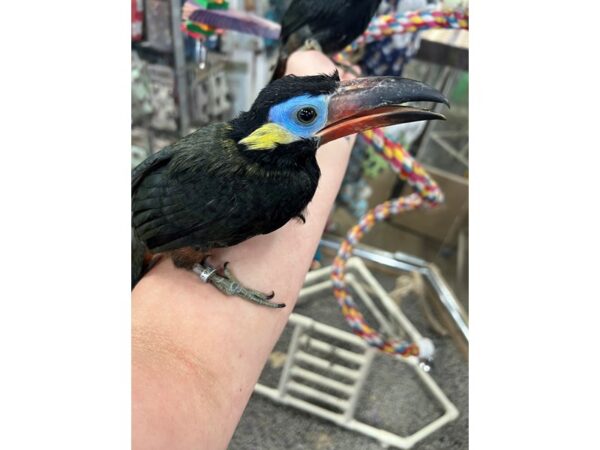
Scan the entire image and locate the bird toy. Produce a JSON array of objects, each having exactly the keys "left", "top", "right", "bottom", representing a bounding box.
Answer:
[
  {"left": 326, "top": 7, "right": 468, "bottom": 359},
  {"left": 181, "top": 0, "right": 226, "bottom": 69},
  {"left": 181, "top": 0, "right": 280, "bottom": 40},
  {"left": 333, "top": 8, "right": 469, "bottom": 65},
  {"left": 181, "top": 0, "right": 281, "bottom": 69},
  {"left": 181, "top": 0, "right": 229, "bottom": 39},
  {"left": 330, "top": 128, "right": 444, "bottom": 361}
]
